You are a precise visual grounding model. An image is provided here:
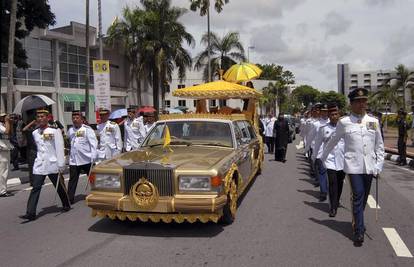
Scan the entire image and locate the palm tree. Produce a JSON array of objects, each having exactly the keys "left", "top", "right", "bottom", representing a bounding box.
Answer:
[
  {"left": 107, "top": 7, "right": 147, "bottom": 106},
  {"left": 189, "top": 0, "right": 229, "bottom": 81},
  {"left": 6, "top": 0, "right": 17, "bottom": 113},
  {"left": 371, "top": 84, "right": 402, "bottom": 111},
  {"left": 140, "top": 0, "right": 194, "bottom": 111},
  {"left": 262, "top": 81, "right": 289, "bottom": 115},
  {"left": 383, "top": 64, "right": 414, "bottom": 110},
  {"left": 194, "top": 31, "right": 245, "bottom": 81}
]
